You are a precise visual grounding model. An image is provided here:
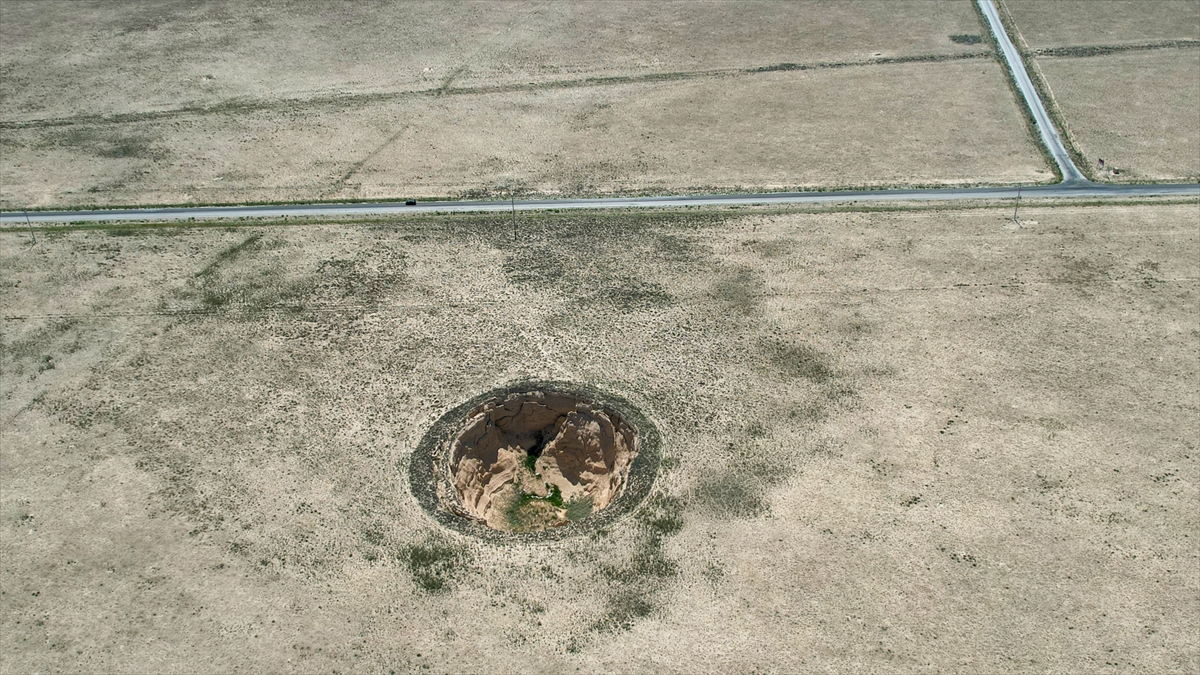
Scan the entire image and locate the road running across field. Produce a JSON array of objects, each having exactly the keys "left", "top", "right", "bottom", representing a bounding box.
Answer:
[
  {"left": 2, "top": 182, "right": 1197, "bottom": 225},
  {"left": 0, "top": 0, "right": 1194, "bottom": 226}
]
